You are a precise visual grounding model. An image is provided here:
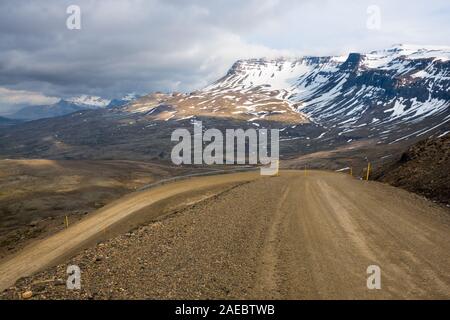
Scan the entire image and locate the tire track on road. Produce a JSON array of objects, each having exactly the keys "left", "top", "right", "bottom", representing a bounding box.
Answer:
[{"left": 254, "top": 184, "right": 290, "bottom": 299}]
